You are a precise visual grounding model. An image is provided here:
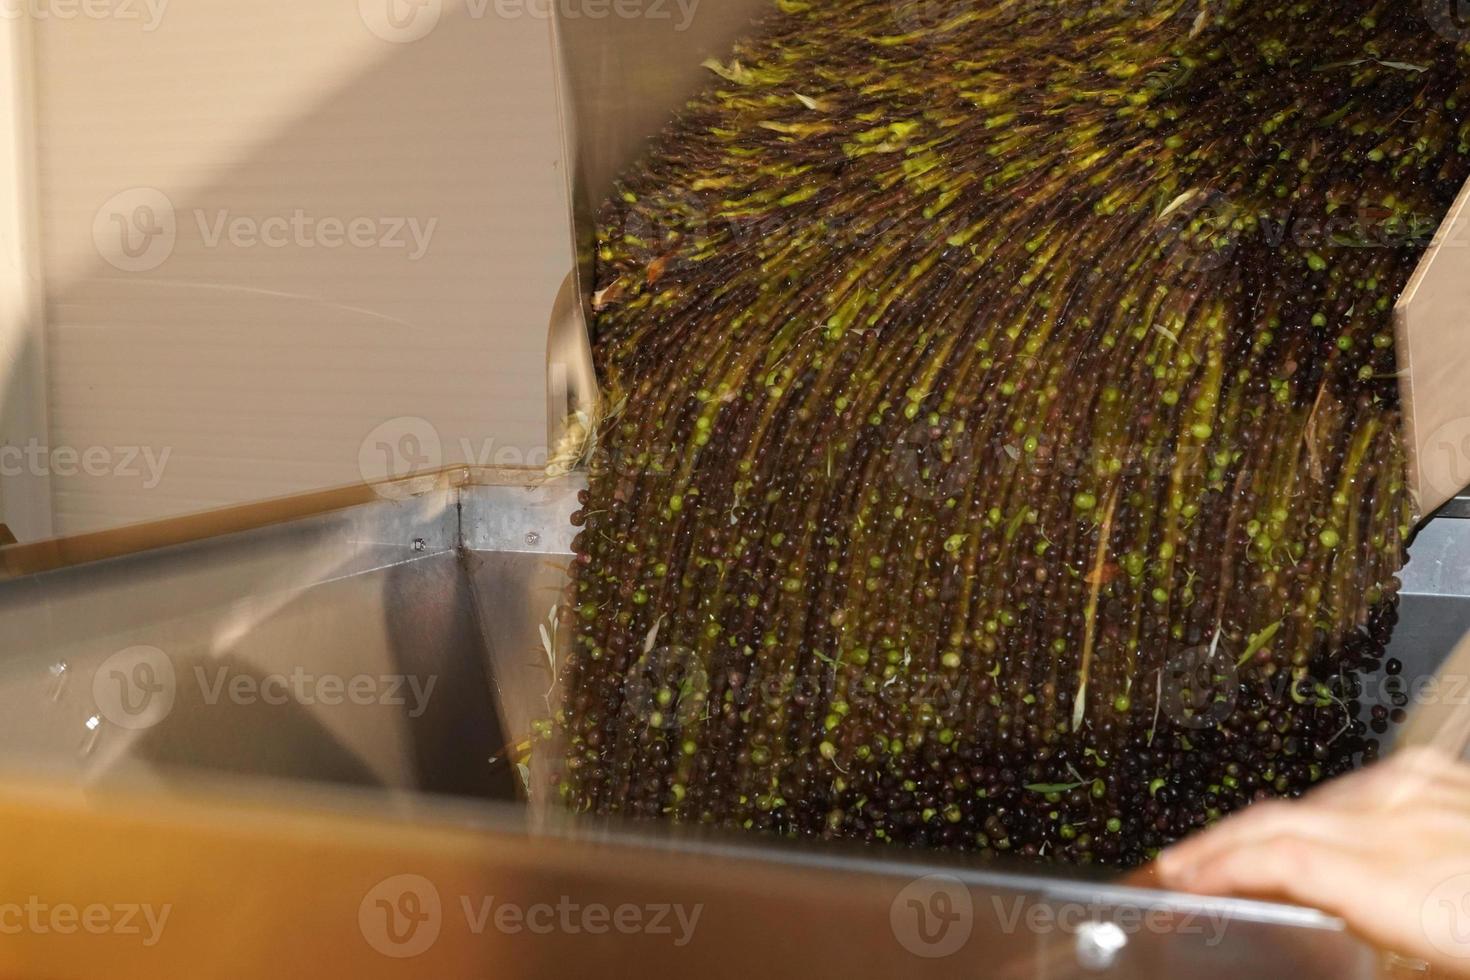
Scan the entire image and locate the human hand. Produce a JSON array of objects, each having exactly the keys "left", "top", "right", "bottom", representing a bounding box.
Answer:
[{"left": 1158, "top": 747, "right": 1470, "bottom": 977}]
